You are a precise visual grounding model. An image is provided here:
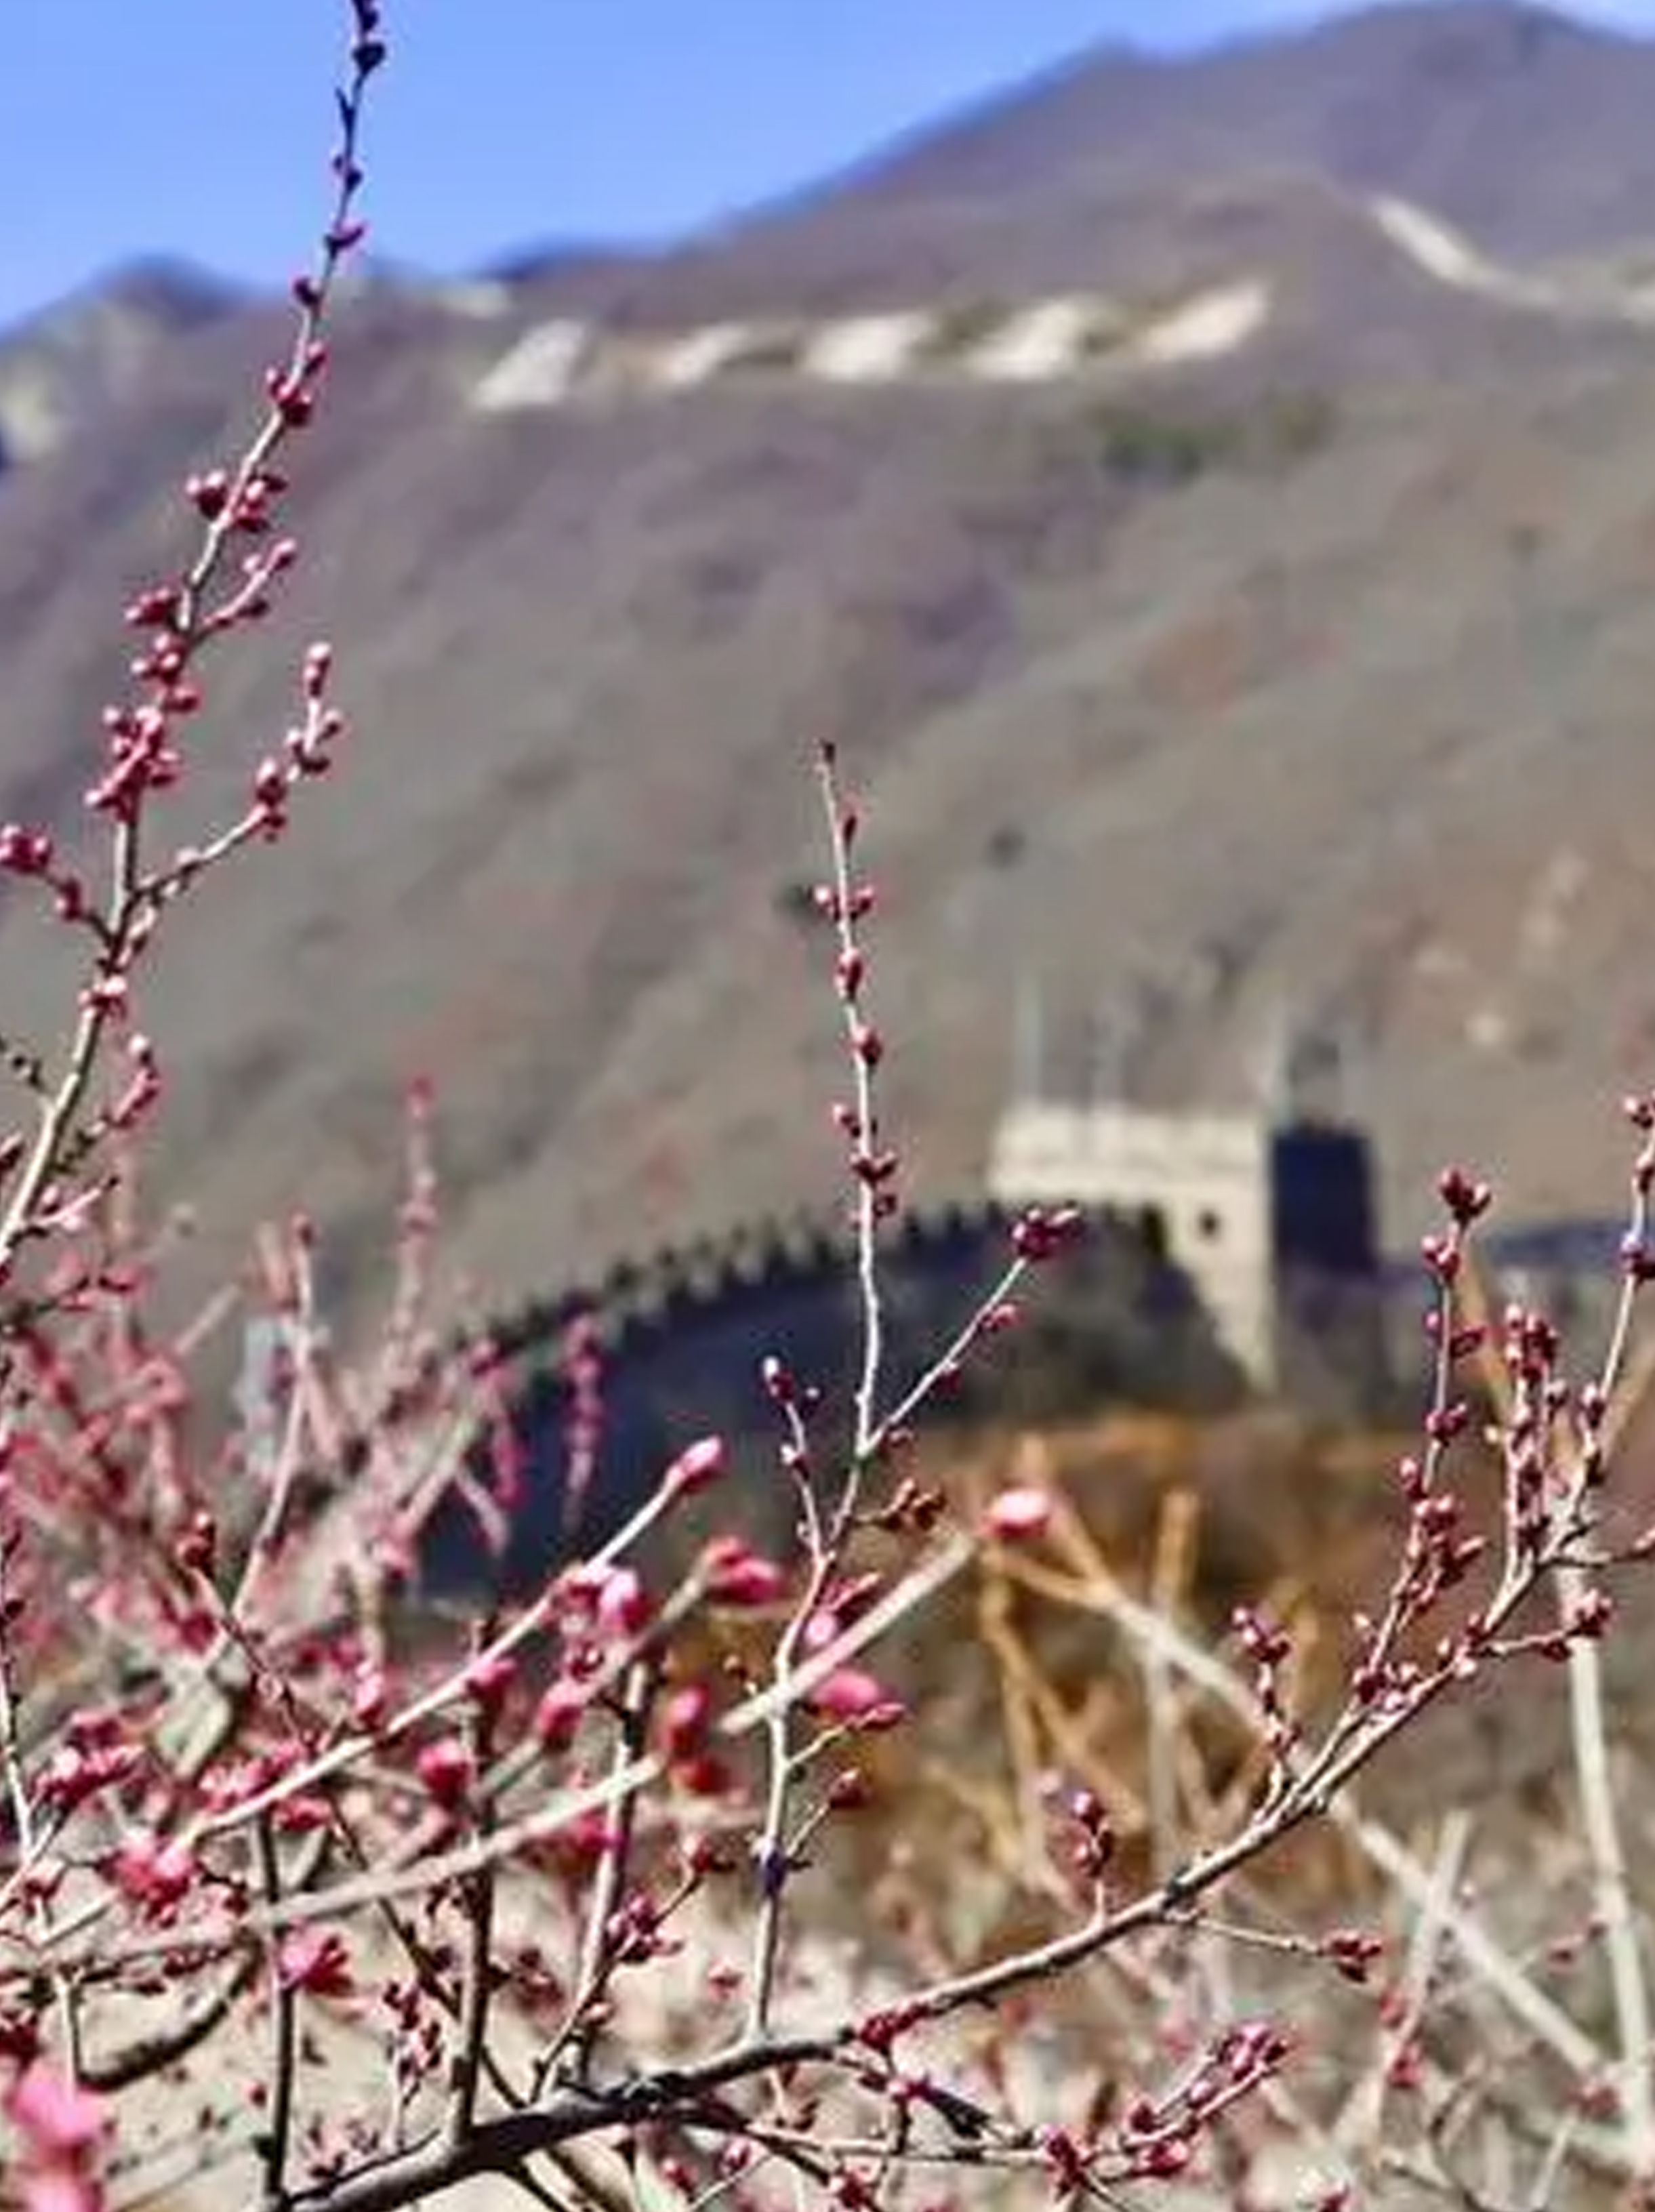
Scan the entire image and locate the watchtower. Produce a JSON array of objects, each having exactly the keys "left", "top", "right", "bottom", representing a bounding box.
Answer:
[{"left": 986, "top": 998, "right": 1383, "bottom": 1397}]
